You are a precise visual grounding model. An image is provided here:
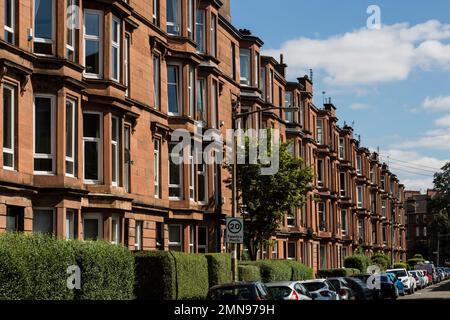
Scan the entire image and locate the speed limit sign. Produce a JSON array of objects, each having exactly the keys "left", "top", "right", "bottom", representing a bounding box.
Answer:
[{"left": 226, "top": 218, "right": 244, "bottom": 244}]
